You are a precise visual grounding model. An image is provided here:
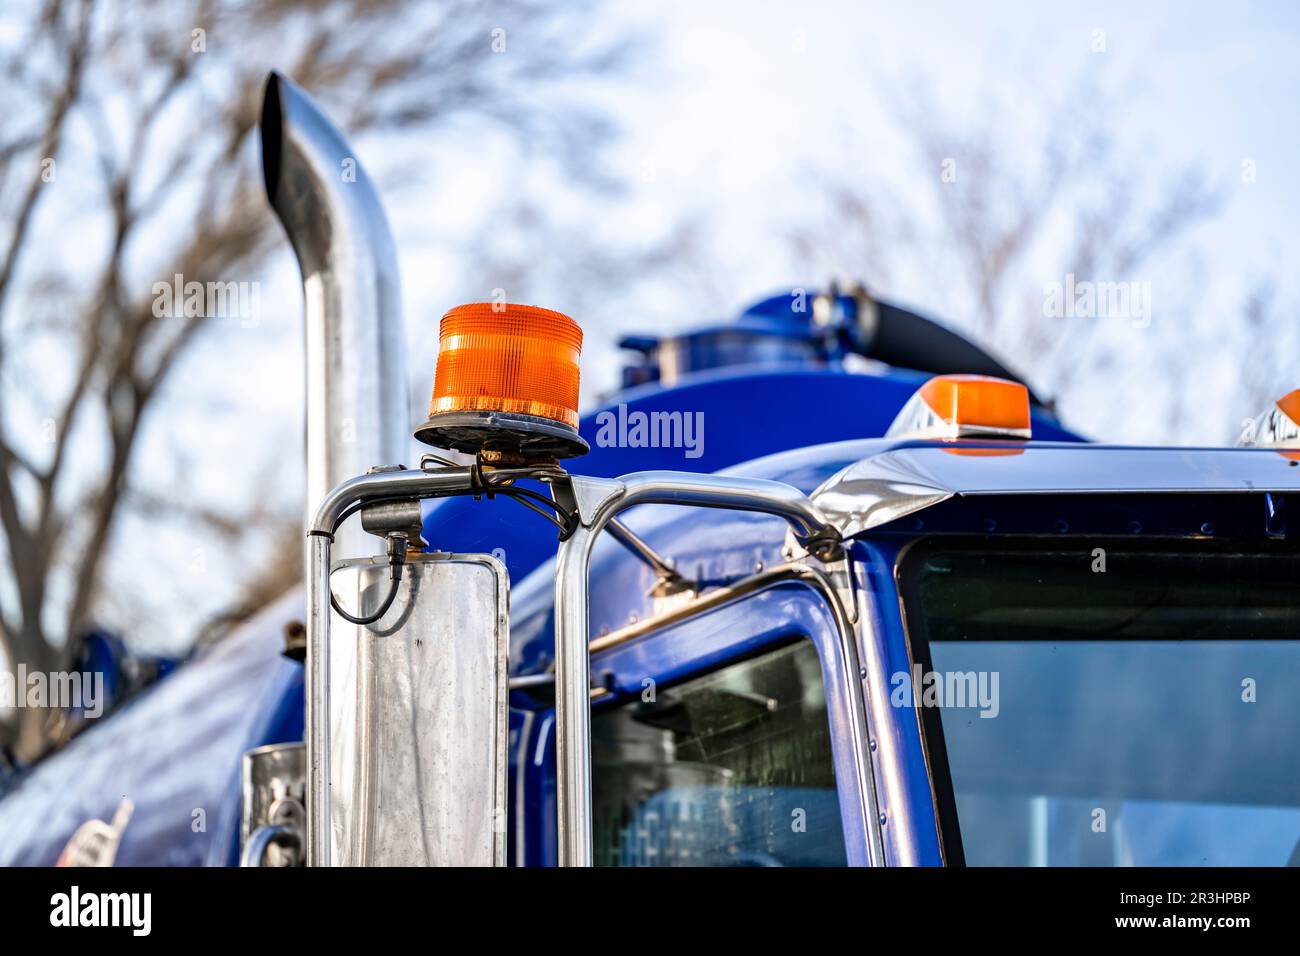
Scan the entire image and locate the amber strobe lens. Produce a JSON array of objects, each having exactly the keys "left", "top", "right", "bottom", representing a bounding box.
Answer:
[{"left": 414, "top": 303, "right": 589, "bottom": 459}]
